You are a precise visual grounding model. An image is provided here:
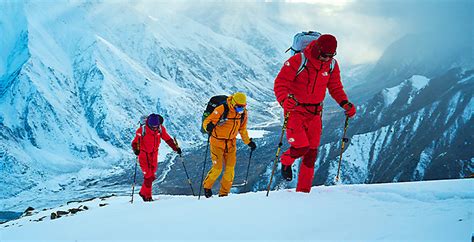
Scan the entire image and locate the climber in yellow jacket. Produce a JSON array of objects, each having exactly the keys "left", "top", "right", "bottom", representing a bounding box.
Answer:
[{"left": 202, "top": 92, "right": 257, "bottom": 197}]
